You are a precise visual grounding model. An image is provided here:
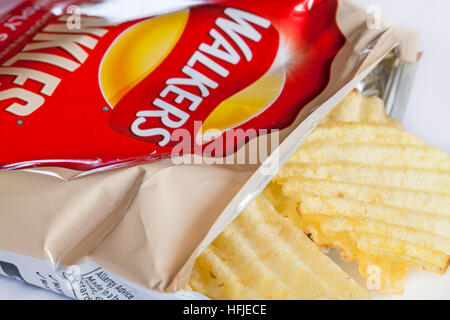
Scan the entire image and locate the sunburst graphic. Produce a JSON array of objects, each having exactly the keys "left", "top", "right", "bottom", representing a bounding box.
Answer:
[{"left": 274, "top": 32, "right": 309, "bottom": 80}]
